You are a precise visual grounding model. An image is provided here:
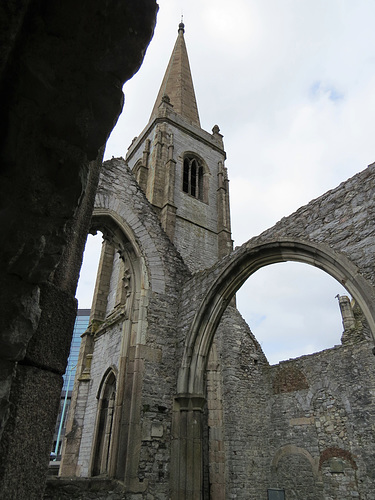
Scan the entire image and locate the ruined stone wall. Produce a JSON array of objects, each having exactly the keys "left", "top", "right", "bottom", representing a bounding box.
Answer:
[
  {"left": 213, "top": 307, "right": 271, "bottom": 499},
  {"left": 54, "top": 158, "right": 191, "bottom": 498},
  {"left": 214, "top": 306, "right": 375, "bottom": 500},
  {"left": 268, "top": 340, "right": 375, "bottom": 500},
  {"left": 51, "top": 157, "right": 375, "bottom": 499}
]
